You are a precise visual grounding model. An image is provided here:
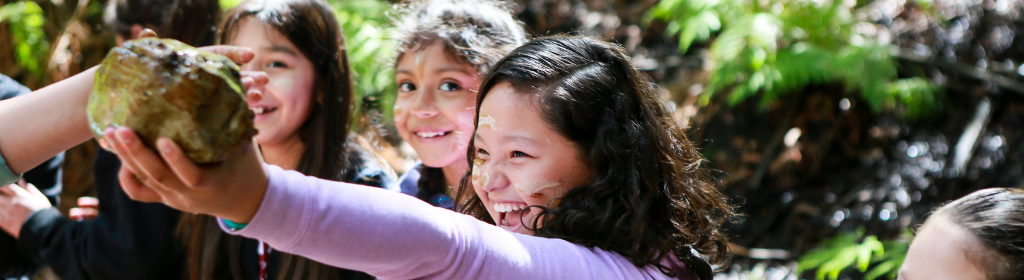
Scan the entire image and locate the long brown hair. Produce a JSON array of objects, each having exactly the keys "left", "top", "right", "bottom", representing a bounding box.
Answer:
[
  {"left": 176, "top": 0, "right": 357, "bottom": 279},
  {"left": 456, "top": 36, "right": 735, "bottom": 279}
]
